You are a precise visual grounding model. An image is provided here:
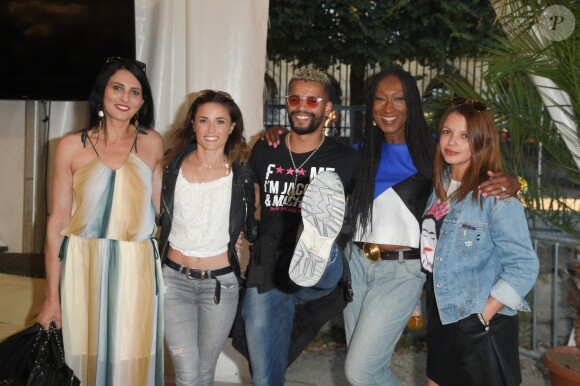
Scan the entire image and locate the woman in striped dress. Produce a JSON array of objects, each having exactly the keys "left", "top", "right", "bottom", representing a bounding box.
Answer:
[{"left": 37, "top": 57, "right": 165, "bottom": 386}]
